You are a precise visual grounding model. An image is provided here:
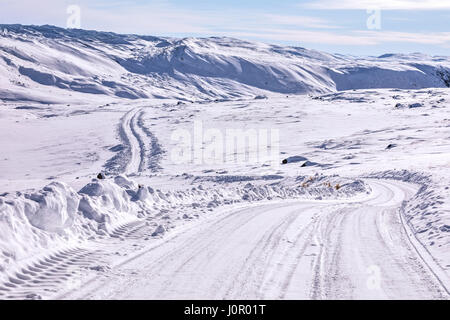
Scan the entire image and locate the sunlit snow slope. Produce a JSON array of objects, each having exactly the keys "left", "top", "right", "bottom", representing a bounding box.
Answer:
[{"left": 1, "top": 24, "right": 450, "bottom": 103}]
